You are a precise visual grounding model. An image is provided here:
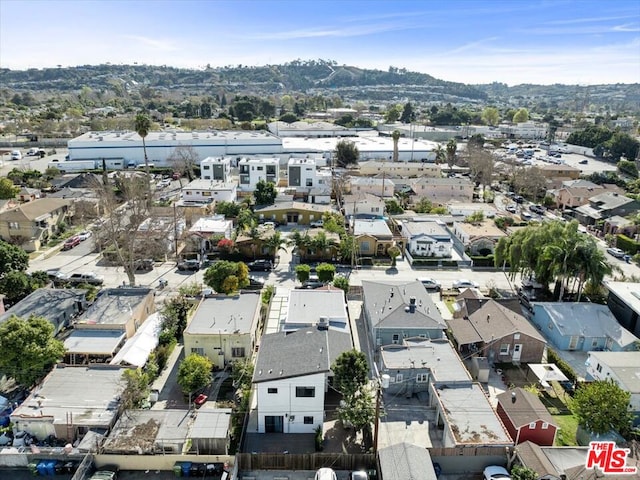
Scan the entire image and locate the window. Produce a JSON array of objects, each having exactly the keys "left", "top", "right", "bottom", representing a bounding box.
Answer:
[
  {"left": 596, "top": 363, "right": 602, "bottom": 373},
  {"left": 267, "top": 388, "right": 278, "bottom": 394},
  {"left": 591, "top": 339, "right": 599, "bottom": 347},
  {"left": 9, "top": 222, "right": 19, "bottom": 230},
  {"left": 203, "top": 165, "right": 210, "bottom": 170},
  {"left": 500, "top": 344, "right": 510, "bottom": 355},
  {"left": 306, "top": 179, "right": 313, "bottom": 187},
  {"left": 231, "top": 347, "right": 245, "bottom": 358},
  {"left": 202, "top": 191, "right": 211, "bottom": 196},
  {"left": 514, "top": 333, "right": 520, "bottom": 340},
  {"left": 191, "top": 348, "right": 204, "bottom": 355},
  {"left": 295, "top": 387, "right": 315, "bottom": 398},
  {"left": 185, "top": 191, "right": 192, "bottom": 195},
  {"left": 392, "top": 334, "right": 400, "bottom": 344},
  {"left": 529, "top": 422, "right": 536, "bottom": 429},
  {"left": 304, "top": 416, "right": 314, "bottom": 425},
  {"left": 541, "top": 422, "right": 549, "bottom": 429},
  {"left": 361, "top": 241, "right": 370, "bottom": 252},
  {"left": 416, "top": 373, "right": 428, "bottom": 383},
  {"left": 257, "top": 166, "right": 264, "bottom": 171},
  {"left": 396, "top": 374, "right": 403, "bottom": 383}
]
